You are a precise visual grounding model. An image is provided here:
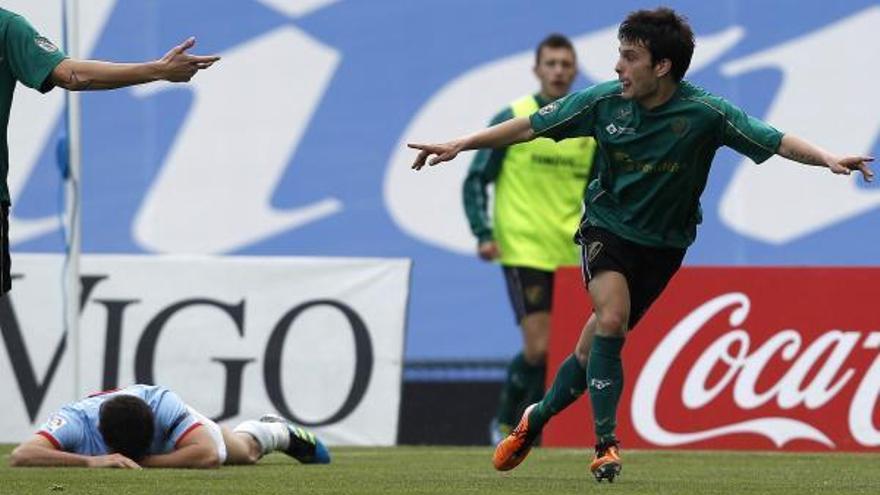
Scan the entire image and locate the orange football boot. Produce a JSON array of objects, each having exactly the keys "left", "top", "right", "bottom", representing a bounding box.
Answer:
[
  {"left": 492, "top": 404, "right": 538, "bottom": 471},
  {"left": 590, "top": 440, "right": 621, "bottom": 482}
]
